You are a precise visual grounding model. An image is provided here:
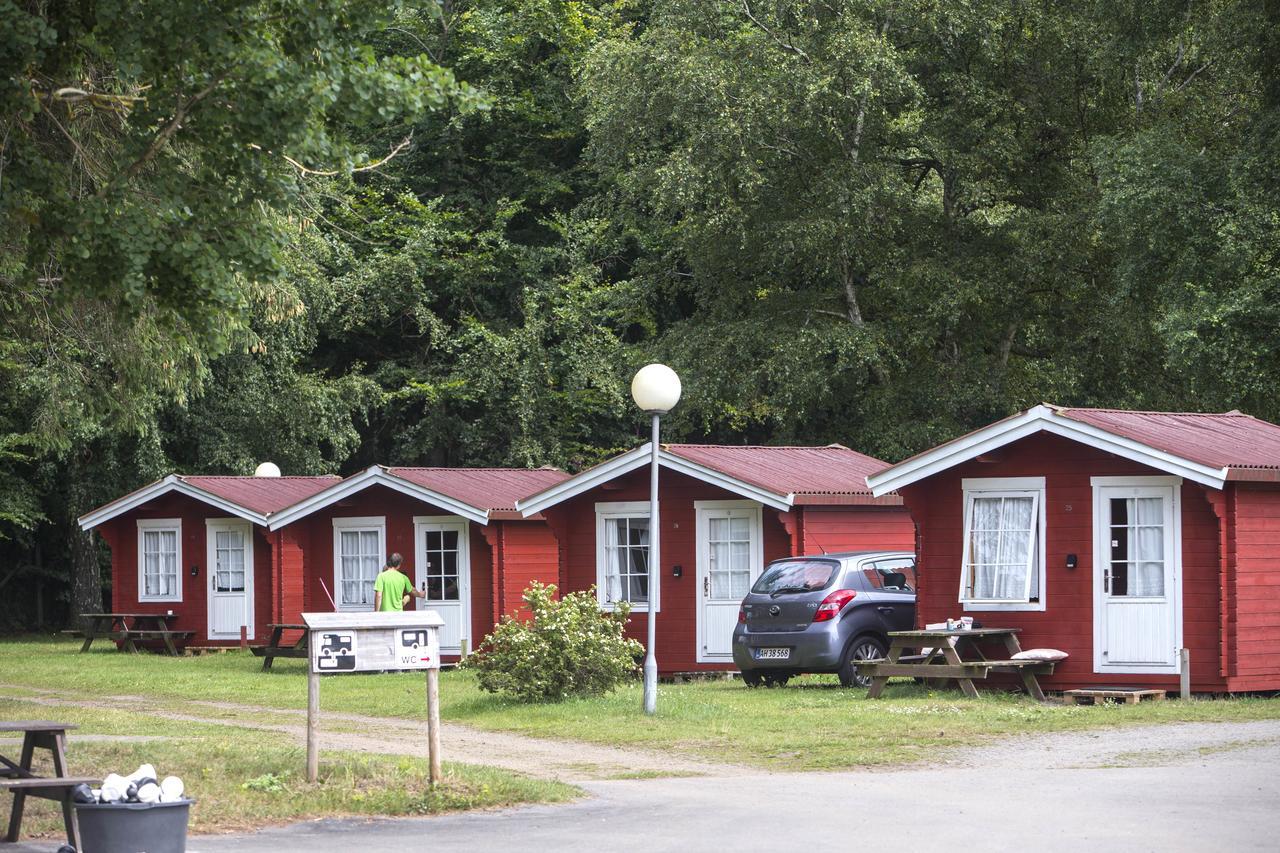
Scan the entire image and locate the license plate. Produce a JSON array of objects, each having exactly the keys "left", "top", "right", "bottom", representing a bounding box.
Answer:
[{"left": 756, "top": 647, "right": 789, "bottom": 660}]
